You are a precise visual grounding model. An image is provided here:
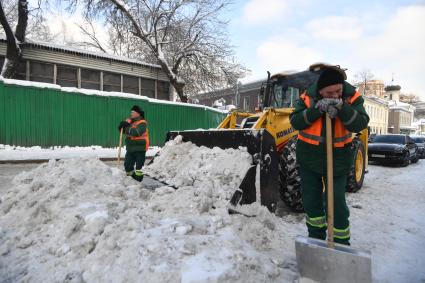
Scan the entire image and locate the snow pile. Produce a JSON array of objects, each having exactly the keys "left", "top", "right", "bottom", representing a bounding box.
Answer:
[
  {"left": 144, "top": 135, "right": 252, "bottom": 191},
  {"left": 0, "top": 138, "right": 302, "bottom": 282}
]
